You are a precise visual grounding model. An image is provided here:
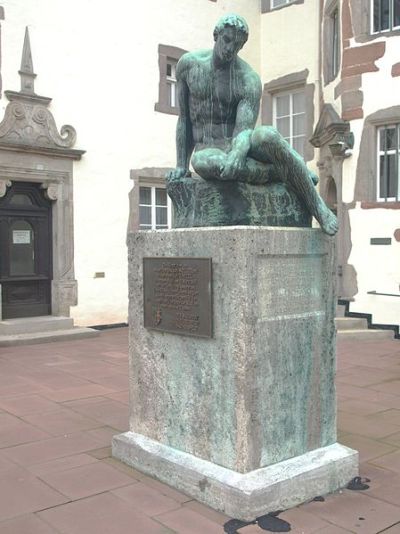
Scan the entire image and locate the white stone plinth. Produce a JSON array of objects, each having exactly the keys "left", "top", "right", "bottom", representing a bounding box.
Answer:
[
  {"left": 113, "top": 227, "right": 358, "bottom": 520},
  {"left": 113, "top": 432, "right": 358, "bottom": 521}
]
